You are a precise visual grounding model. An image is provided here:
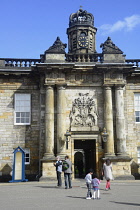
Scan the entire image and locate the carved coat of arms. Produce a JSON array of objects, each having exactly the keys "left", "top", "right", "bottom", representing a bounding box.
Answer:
[{"left": 70, "top": 93, "right": 98, "bottom": 127}]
